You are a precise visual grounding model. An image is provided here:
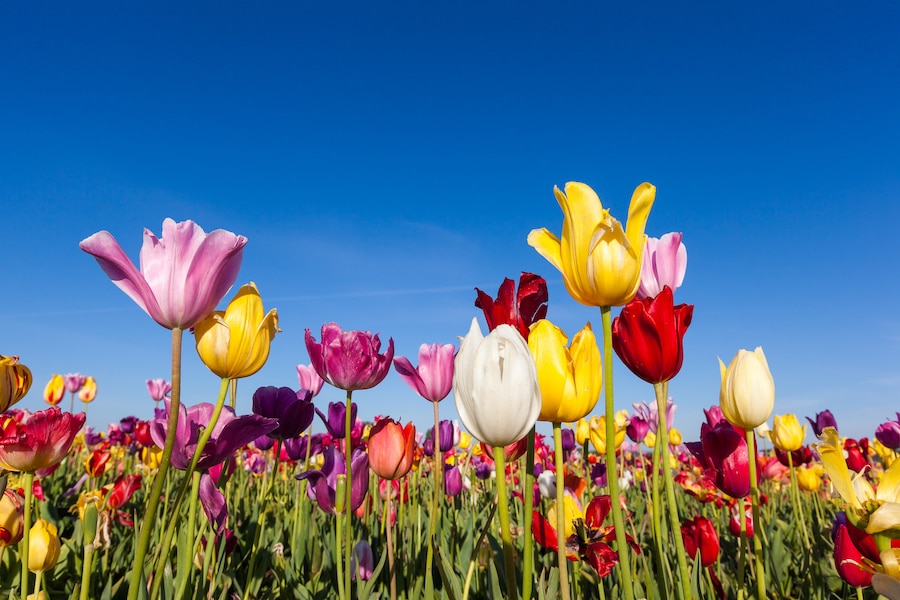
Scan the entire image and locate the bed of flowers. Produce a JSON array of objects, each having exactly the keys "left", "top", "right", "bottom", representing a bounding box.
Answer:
[{"left": 1, "top": 181, "right": 898, "bottom": 600}]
